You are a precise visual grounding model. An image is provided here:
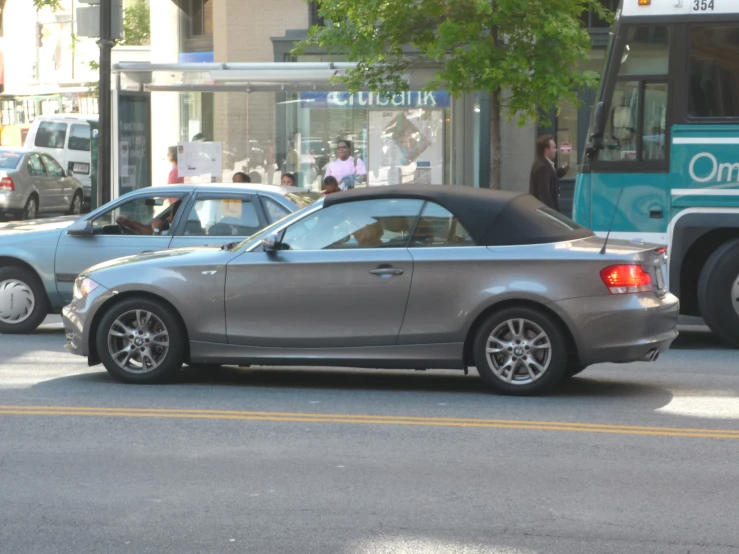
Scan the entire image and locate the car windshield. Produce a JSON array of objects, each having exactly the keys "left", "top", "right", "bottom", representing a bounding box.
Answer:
[
  {"left": 228, "top": 199, "right": 324, "bottom": 252},
  {"left": 285, "top": 191, "right": 324, "bottom": 209},
  {"left": 0, "top": 151, "right": 22, "bottom": 170}
]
